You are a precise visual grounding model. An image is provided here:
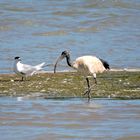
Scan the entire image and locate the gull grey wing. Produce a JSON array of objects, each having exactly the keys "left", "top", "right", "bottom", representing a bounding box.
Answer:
[{"left": 18, "top": 63, "right": 37, "bottom": 74}]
